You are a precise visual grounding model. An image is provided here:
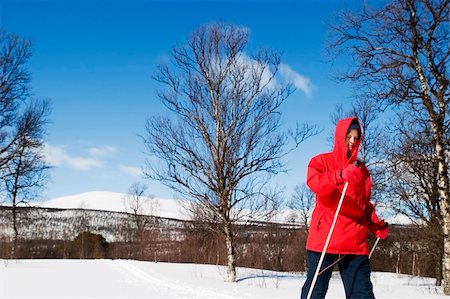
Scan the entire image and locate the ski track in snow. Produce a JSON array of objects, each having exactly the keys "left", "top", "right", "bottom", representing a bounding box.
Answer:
[{"left": 113, "top": 259, "right": 240, "bottom": 299}]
